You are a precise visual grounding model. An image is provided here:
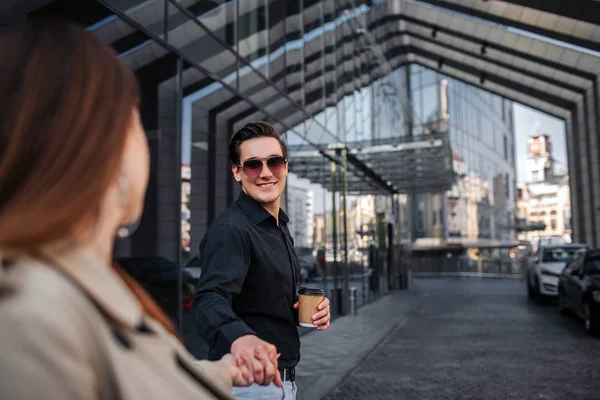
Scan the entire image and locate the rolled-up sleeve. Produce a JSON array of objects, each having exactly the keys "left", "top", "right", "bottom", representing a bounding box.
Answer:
[{"left": 193, "top": 224, "right": 256, "bottom": 355}]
